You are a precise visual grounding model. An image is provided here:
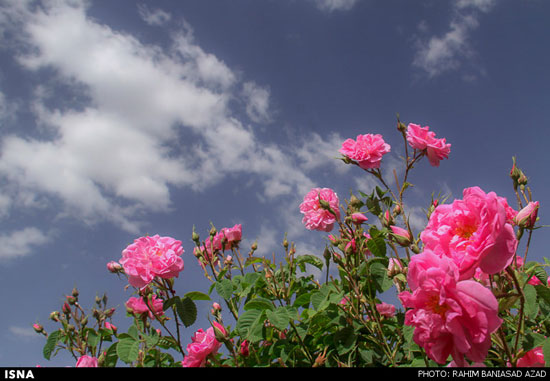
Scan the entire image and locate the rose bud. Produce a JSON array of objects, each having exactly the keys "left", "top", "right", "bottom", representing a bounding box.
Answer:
[{"left": 514, "top": 201, "right": 539, "bottom": 229}]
